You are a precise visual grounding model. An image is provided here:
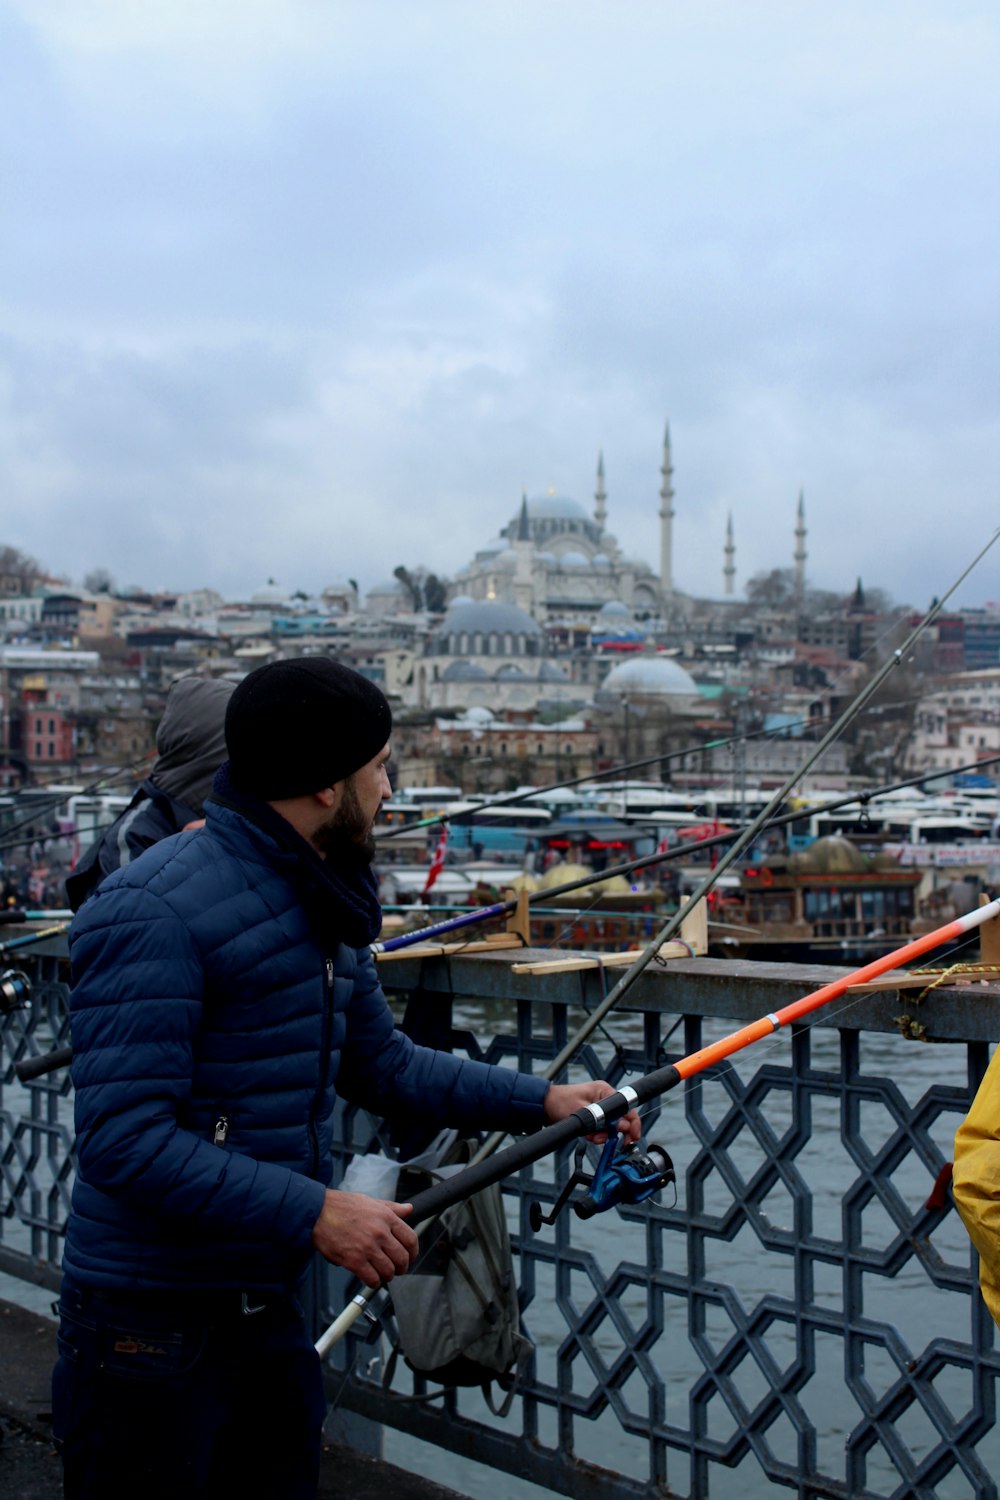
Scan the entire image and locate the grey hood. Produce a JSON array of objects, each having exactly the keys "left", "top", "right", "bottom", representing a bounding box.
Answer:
[{"left": 150, "top": 676, "right": 236, "bottom": 815}]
